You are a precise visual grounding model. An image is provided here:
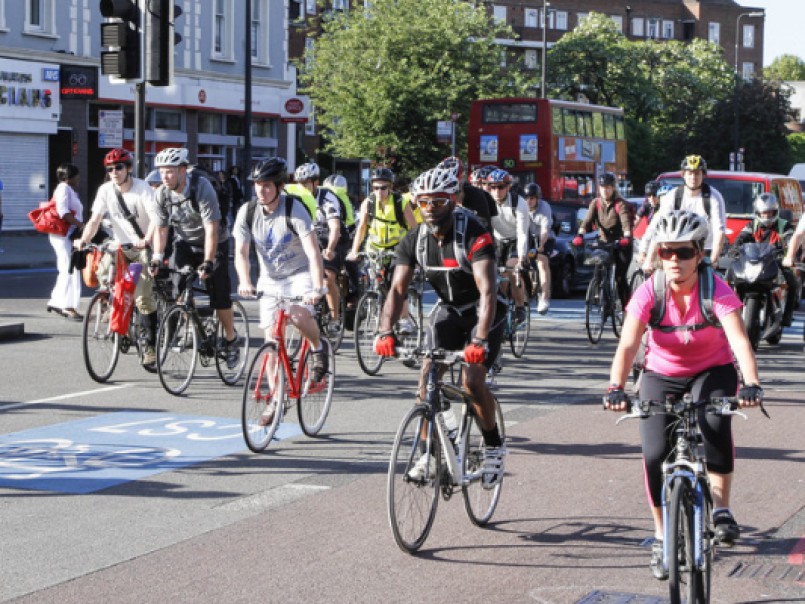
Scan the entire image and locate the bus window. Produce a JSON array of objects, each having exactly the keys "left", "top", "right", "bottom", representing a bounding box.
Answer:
[
  {"left": 592, "top": 112, "right": 605, "bottom": 138},
  {"left": 583, "top": 112, "right": 593, "bottom": 138},
  {"left": 552, "top": 106, "right": 564, "bottom": 134},
  {"left": 604, "top": 114, "right": 616, "bottom": 139},
  {"left": 615, "top": 115, "right": 626, "bottom": 140},
  {"left": 576, "top": 111, "right": 586, "bottom": 137},
  {"left": 482, "top": 102, "right": 537, "bottom": 124},
  {"left": 563, "top": 108, "right": 577, "bottom": 136}
]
